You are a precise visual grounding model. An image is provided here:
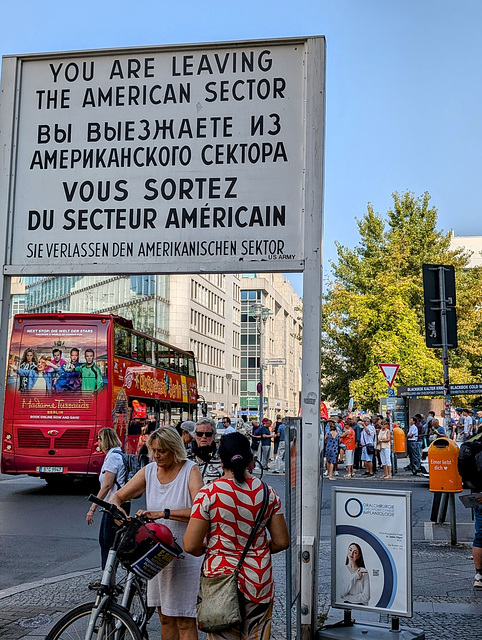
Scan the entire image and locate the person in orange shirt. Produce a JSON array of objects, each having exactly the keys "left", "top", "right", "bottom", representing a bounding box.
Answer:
[{"left": 340, "top": 419, "right": 356, "bottom": 478}]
